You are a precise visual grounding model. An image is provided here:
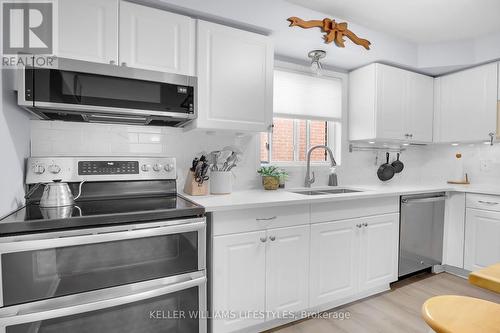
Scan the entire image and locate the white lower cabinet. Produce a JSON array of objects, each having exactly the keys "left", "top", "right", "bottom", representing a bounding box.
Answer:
[
  {"left": 212, "top": 230, "right": 266, "bottom": 333},
  {"left": 464, "top": 208, "right": 500, "bottom": 271},
  {"left": 212, "top": 203, "right": 399, "bottom": 333},
  {"left": 212, "top": 225, "right": 309, "bottom": 333},
  {"left": 309, "top": 219, "right": 359, "bottom": 306},
  {"left": 309, "top": 214, "right": 399, "bottom": 308},
  {"left": 358, "top": 214, "right": 400, "bottom": 291},
  {"left": 266, "top": 225, "right": 310, "bottom": 314}
]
